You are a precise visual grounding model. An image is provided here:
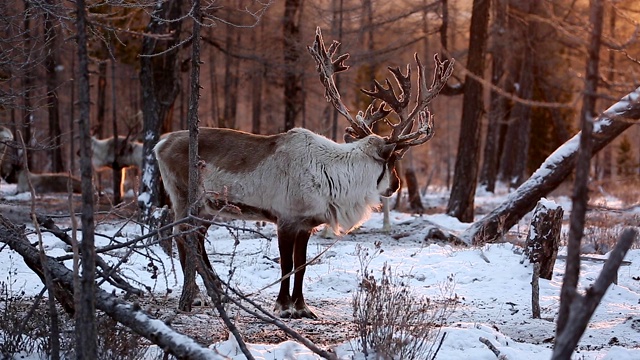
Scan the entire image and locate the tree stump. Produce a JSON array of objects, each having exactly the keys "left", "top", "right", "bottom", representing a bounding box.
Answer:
[
  {"left": 405, "top": 168, "right": 424, "bottom": 214},
  {"left": 523, "top": 198, "right": 563, "bottom": 280}
]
